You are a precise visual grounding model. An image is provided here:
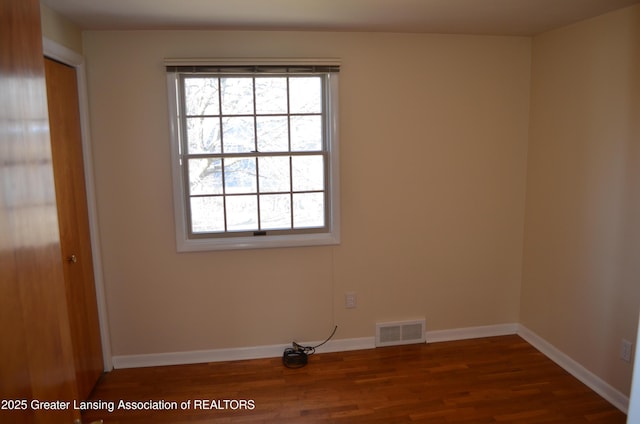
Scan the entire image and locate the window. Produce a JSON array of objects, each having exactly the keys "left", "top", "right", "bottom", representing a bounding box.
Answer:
[{"left": 166, "top": 59, "right": 340, "bottom": 251}]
